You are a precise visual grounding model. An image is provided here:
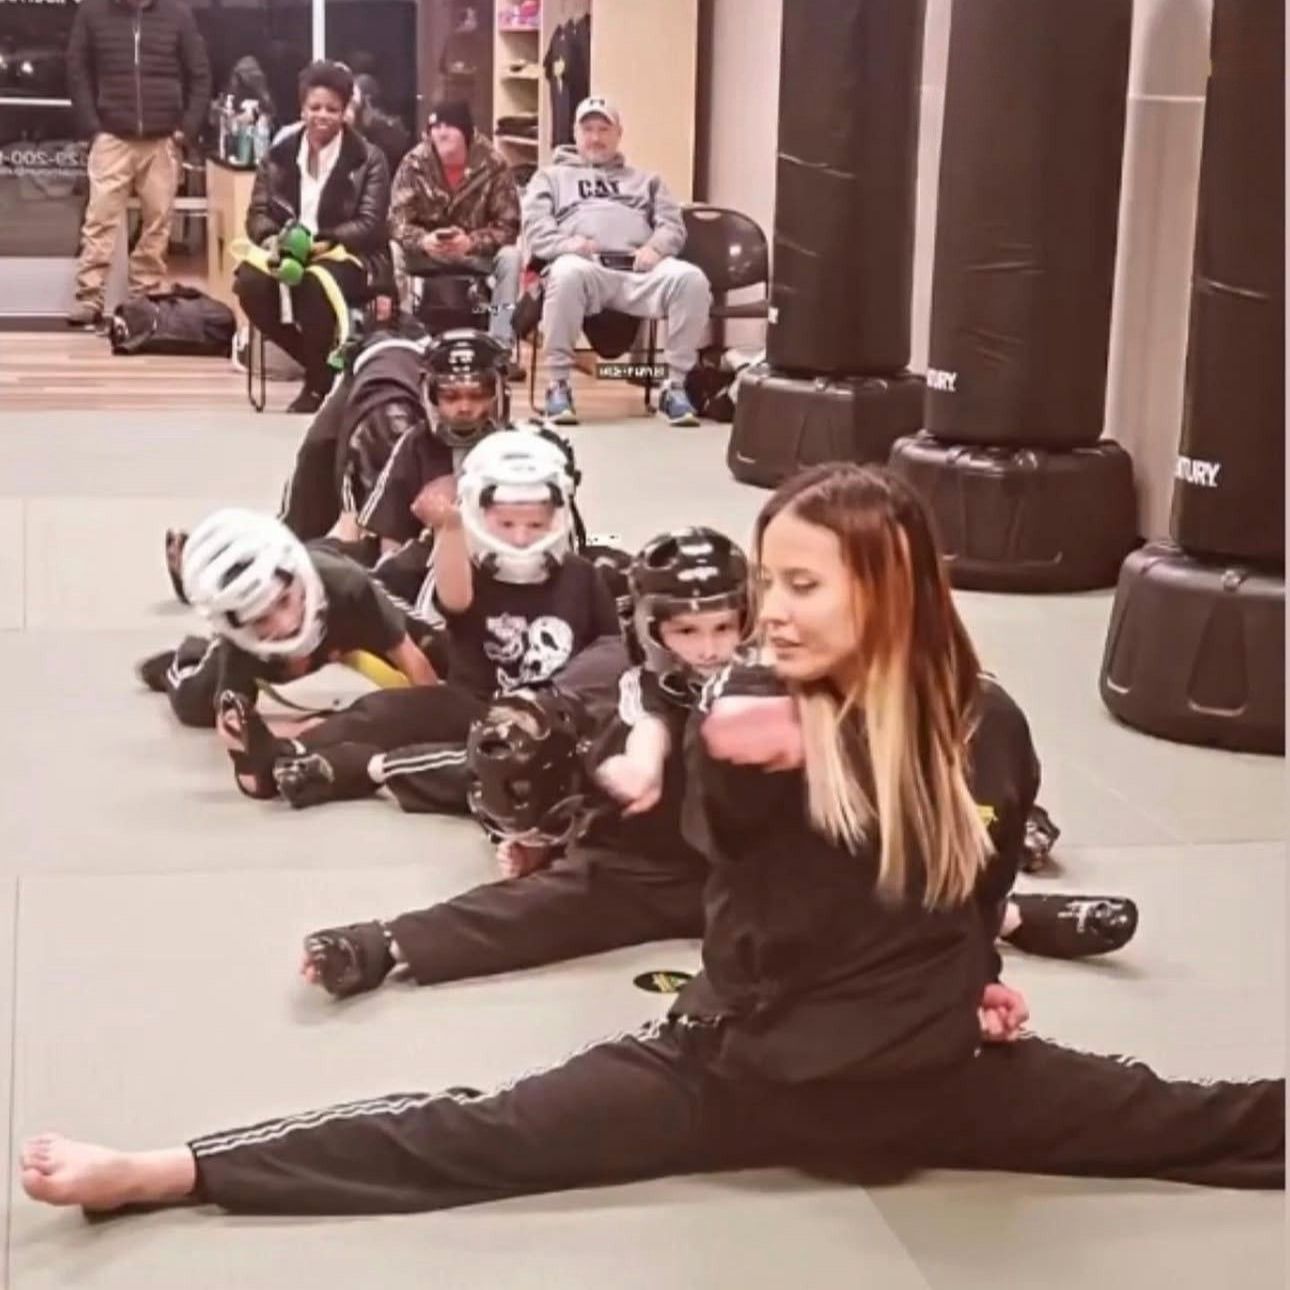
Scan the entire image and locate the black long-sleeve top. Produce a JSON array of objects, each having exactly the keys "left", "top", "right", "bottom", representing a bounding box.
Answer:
[{"left": 671, "top": 672, "right": 1041, "bottom": 1085}]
